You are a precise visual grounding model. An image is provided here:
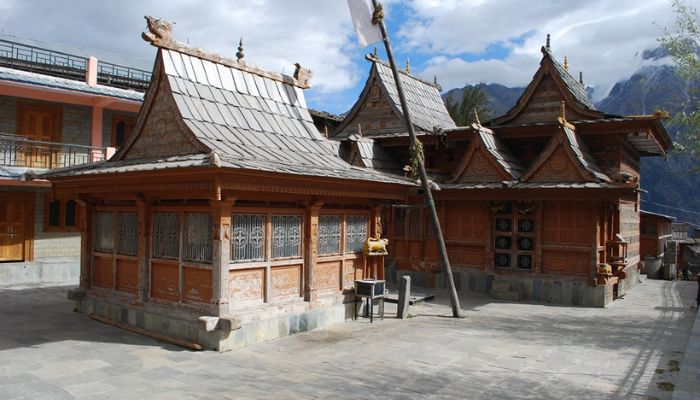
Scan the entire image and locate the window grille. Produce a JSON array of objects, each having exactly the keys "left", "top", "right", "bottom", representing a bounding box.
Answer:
[
  {"left": 318, "top": 215, "right": 341, "bottom": 255},
  {"left": 94, "top": 212, "right": 114, "bottom": 252},
  {"left": 345, "top": 215, "right": 368, "bottom": 254},
  {"left": 184, "top": 213, "right": 212, "bottom": 263},
  {"left": 153, "top": 213, "right": 180, "bottom": 259},
  {"left": 271, "top": 215, "right": 302, "bottom": 259},
  {"left": 231, "top": 214, "right": 265, "bottom": 262},
  {"left": 117, "top": 213, "right": 138, "bottom": 256}
]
